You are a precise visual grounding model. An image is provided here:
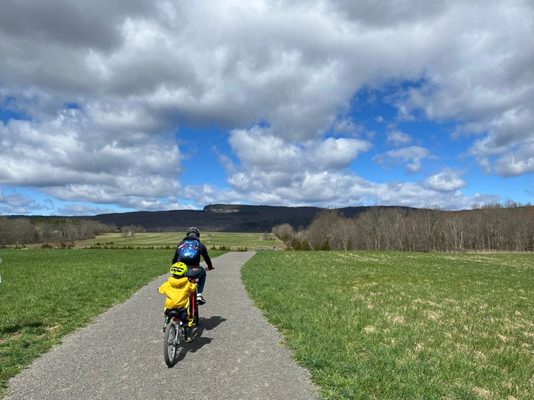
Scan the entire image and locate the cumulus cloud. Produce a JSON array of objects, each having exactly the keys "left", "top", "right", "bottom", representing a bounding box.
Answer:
[
  {"left": 387, "top": 129, "right": 412, "bottom": 146},
  {"left": 333, "top": 118, "right": 365, "bottom": 137},
  {"left": 0, "top": 190, "right": 39, "bottom": 214},
  {"left": 229, "top": 126, "right": 371, "bottom": 173},
  {"left": 492, "top": 140, "right": 534, "bottom": 176},
  {"left": 425, "top": 169, "right": 467, "bottom": 192},
  {"left": 0, "top": 0, "right": 532, "bottom": 212},
  {"left": 374, "top": 146, "right": 432, "bottom": 173},
  {"left": 0, "top": 108, "right": 181, "bottom": 209},
  {"left": 184, "top": 172, "right": 493, "bottom": 211},
  {"left": 224, "top": 126, "right": 372, "bottom": 199},
  {"left": 192, "top": 126, "right": 483, "bottom": 210},
  {"left": 398, "top": 1, "right": 534, "bottom": 177}
]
